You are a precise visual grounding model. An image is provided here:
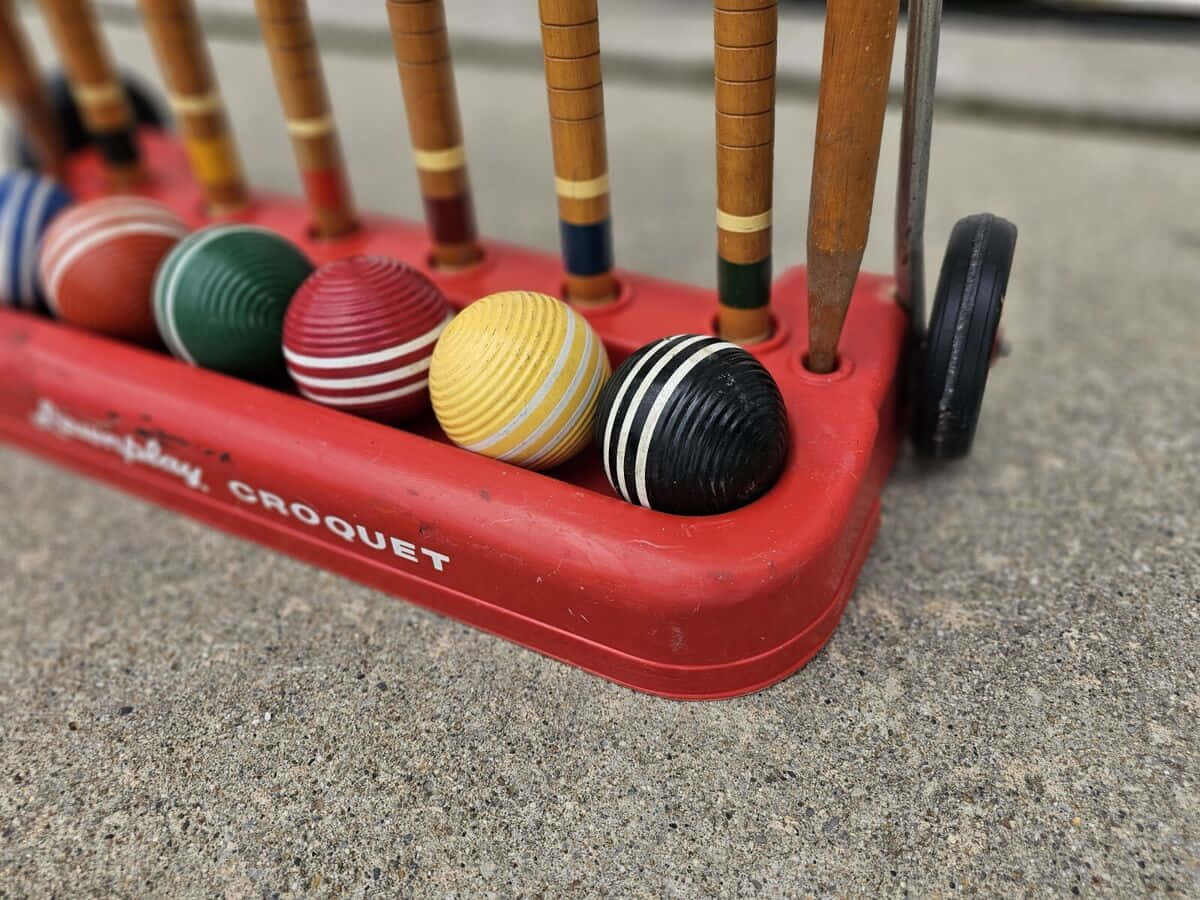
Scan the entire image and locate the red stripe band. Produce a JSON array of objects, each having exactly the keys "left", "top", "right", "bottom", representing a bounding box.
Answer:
[
  {"left": 422, "top": 194, "right": 476, "bottom": 246},
  {"left": 302, "top": 168, "right": 349, "bottom": 211}
]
